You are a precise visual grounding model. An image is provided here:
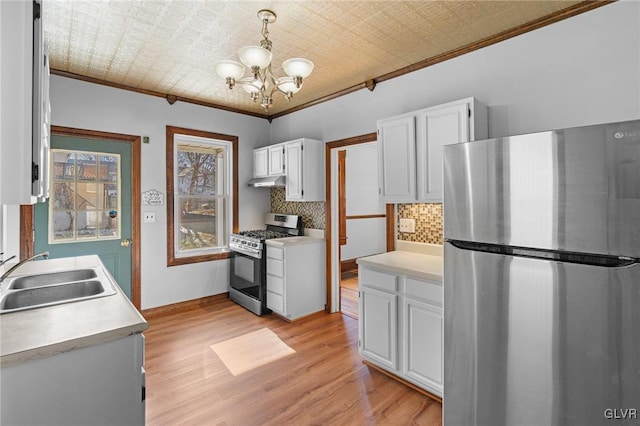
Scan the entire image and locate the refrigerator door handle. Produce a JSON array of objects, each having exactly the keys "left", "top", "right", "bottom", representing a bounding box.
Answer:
[{"left": 448, "top": 239, "right": 638, "bottom": 267}]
